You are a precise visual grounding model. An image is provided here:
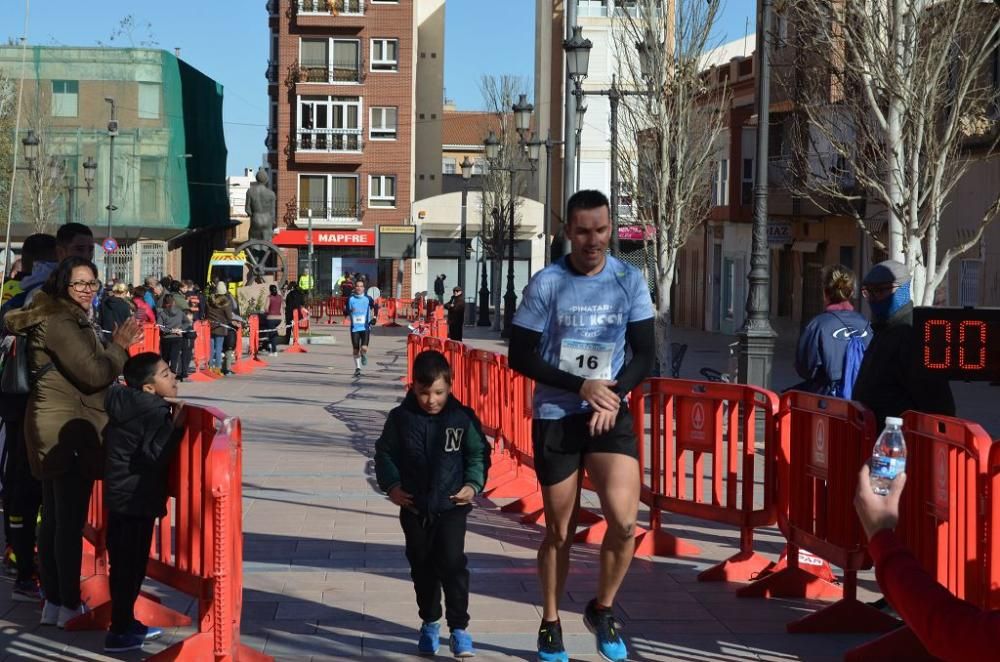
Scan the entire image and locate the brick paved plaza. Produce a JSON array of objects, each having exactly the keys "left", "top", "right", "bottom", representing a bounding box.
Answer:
[{"left": 2, "top": 325, "right": 996, "bottom": 660}]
